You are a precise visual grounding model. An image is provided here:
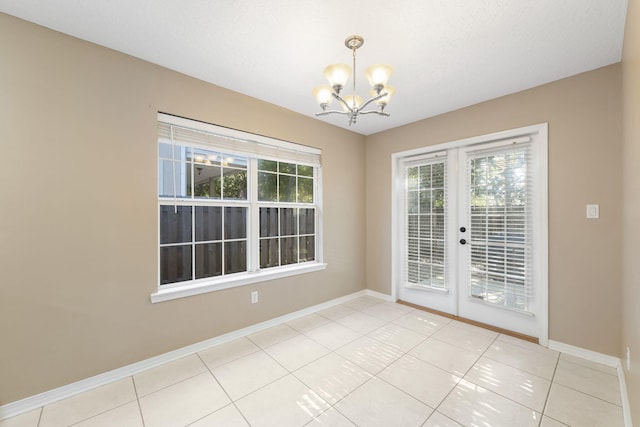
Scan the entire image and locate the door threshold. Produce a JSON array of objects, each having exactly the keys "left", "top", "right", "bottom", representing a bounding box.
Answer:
[{"left": 397, "top": 299, "right": 538, "bottom": 344}]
